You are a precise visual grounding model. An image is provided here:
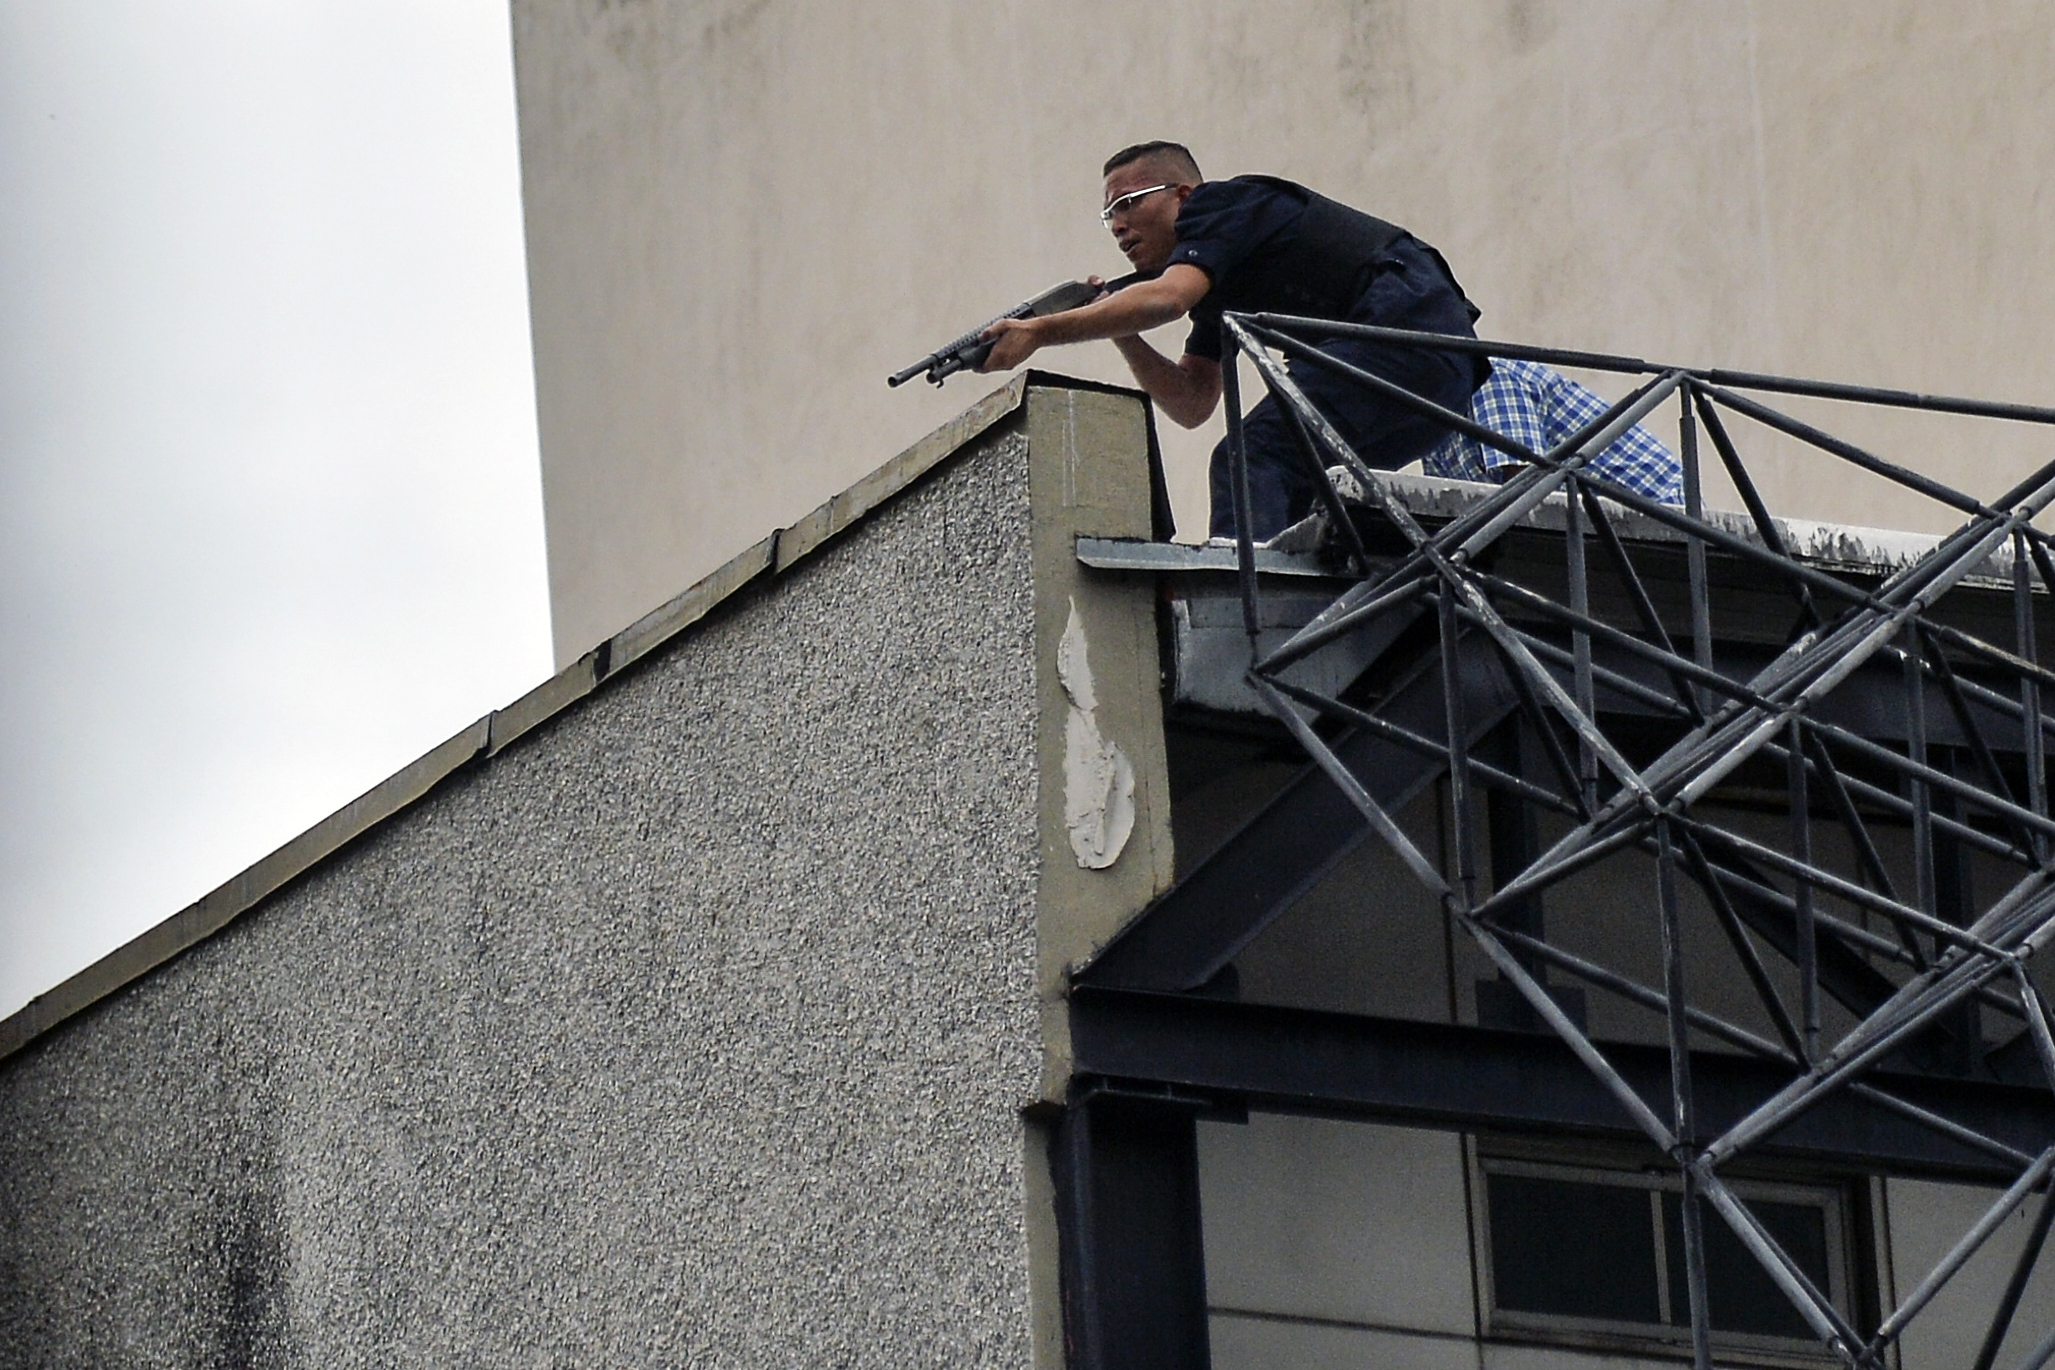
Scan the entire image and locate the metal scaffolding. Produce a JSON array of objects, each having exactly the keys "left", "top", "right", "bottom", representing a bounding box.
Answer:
[{"left": 1215, "top": 312, "right": 2055, "bottom": 1370}]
